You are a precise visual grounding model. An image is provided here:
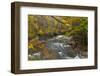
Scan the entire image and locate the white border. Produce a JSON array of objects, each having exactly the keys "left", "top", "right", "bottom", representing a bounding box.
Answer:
[{"left": 20, "top": 6, "right": 95, "bottom": 70}]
